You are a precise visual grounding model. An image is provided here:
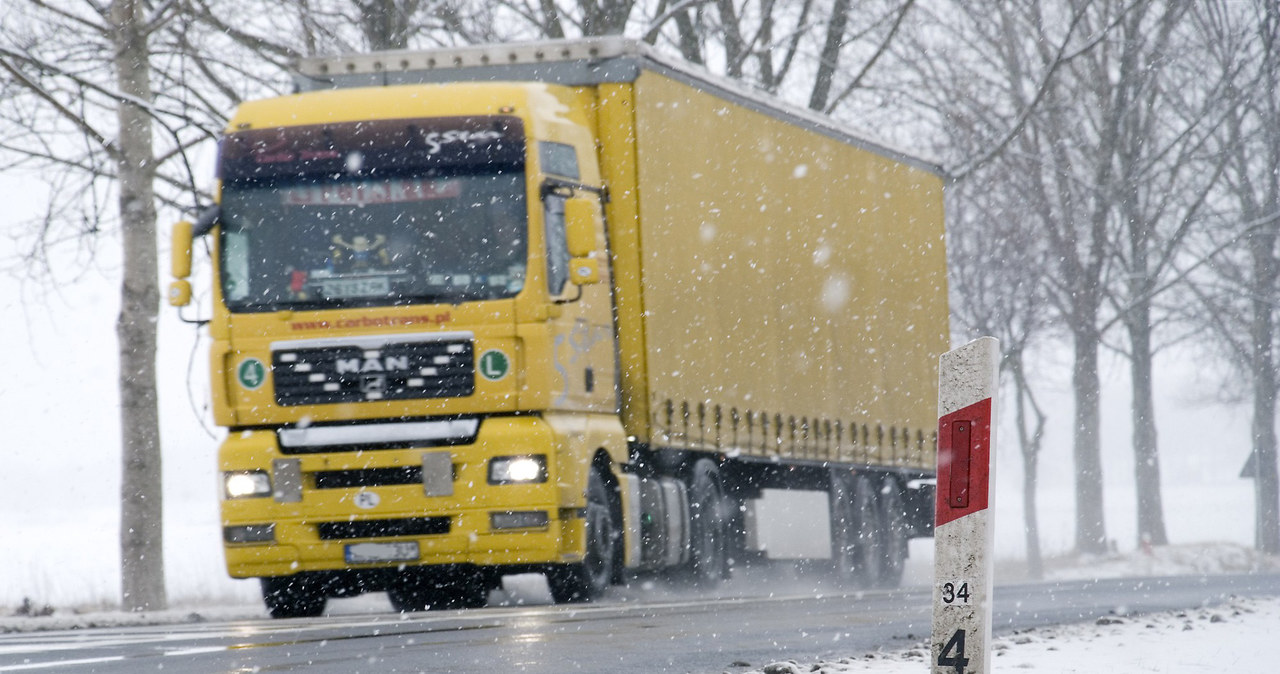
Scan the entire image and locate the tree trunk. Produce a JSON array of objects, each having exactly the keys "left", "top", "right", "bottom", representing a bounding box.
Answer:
[
  {"left": 1009, "top": 351, "right": 1044, "bottom": 579},
  {"left": 1250, "top": 0, "right": 1280, "bottom": 556},
  {"left": 1023, "top": 441, "right": 1043, "bottom": 578},
  {"left": 358, "top": 0, "right": 412, "bottom": 50},
  {"left": 807, "top": 0, "right": 851, "bottom": 112},
  {"left": 715, "top": 0, "right": 745, "bottom": 78},
  {"left": 112, "top": 0, "right": 166, "bottom": 612},
  {"left": 1128, "top": 304, "right": 1168, "bottom": 546},
  {"left": 1250, "top": 226, "right": 1280, "bottom": 554},
  {"left": 1072, "top": 324, "right": 1107, "bottom": 554}
]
